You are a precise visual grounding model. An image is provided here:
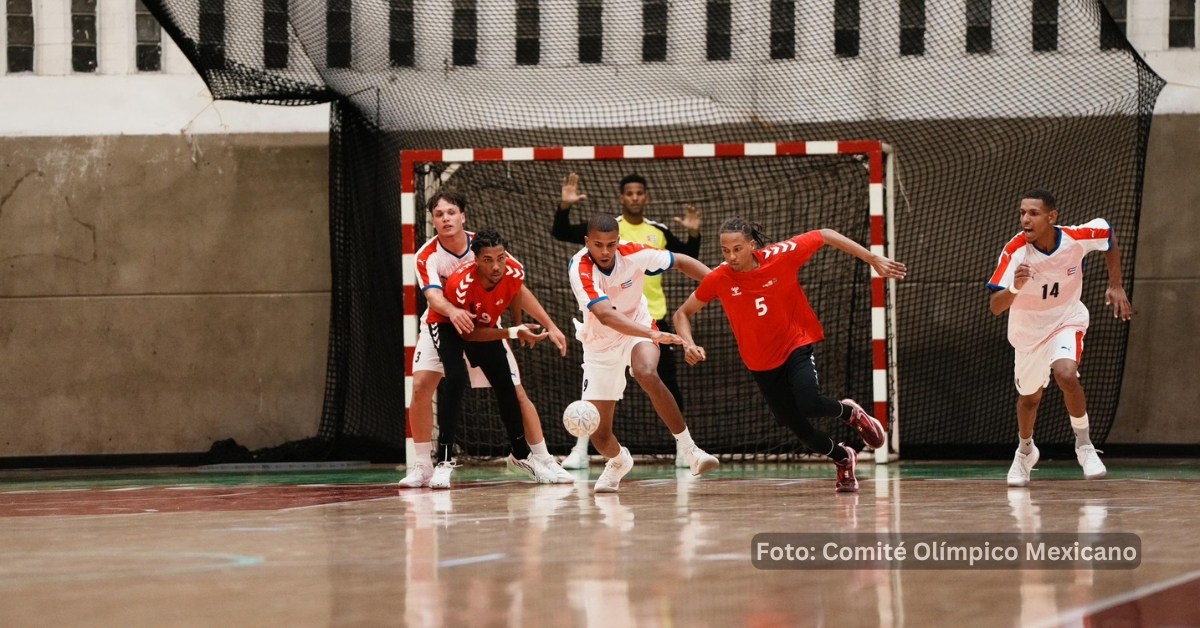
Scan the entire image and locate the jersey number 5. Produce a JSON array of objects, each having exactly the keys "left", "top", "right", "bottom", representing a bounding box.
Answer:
[
  {"left": 1041, "top": 282, "right": 1060, "bottom": 299},
  {"left": 755, "top": 297, "right": 768, "bottom": 317}
]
